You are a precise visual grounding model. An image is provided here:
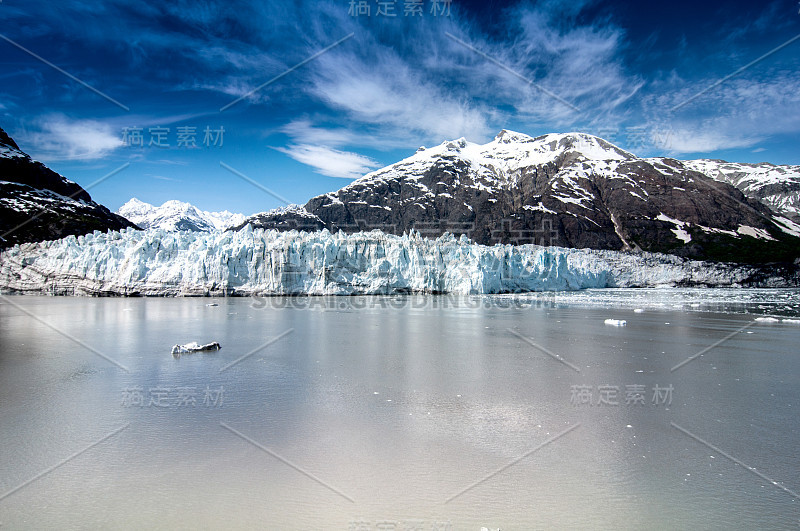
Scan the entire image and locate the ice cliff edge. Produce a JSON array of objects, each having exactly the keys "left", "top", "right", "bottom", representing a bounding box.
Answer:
[{"left": 1, "top": 227, "right": 795, "bottom": 296}]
